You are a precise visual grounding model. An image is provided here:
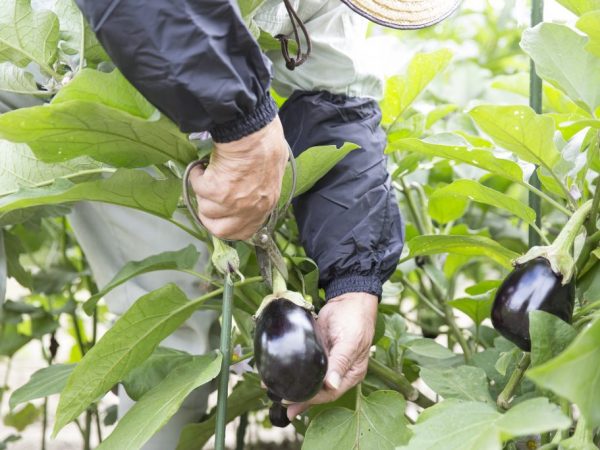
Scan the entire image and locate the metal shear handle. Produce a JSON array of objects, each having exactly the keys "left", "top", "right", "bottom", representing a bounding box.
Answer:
[{"left": 182, "top": 144, "right": 297, "bottom": 239}]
